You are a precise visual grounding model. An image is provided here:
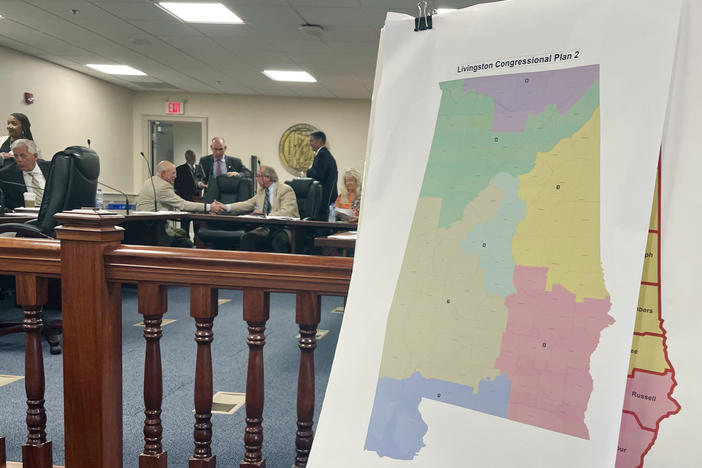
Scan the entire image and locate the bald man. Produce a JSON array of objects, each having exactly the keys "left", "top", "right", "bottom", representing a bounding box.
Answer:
[
  {"left": 136, "top": 160, "right": 207, "bottom": 247},
  {"left": 196, "top": 136, "right": 251, "bottom": 190}
]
